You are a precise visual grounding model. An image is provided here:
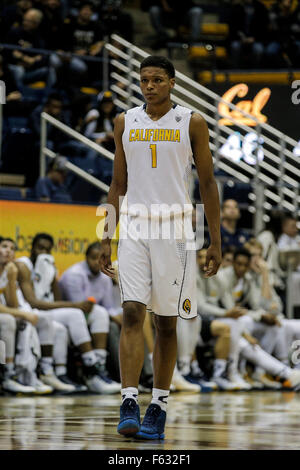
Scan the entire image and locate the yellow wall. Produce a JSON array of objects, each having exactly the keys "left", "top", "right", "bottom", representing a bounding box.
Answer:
[{"left": 0, "top": 200, "right": 118, "bottom": 276}]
